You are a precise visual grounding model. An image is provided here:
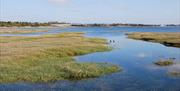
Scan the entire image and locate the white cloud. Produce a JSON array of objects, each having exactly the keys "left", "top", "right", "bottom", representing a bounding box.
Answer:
[{"left": 49, "top": 0, "right": 69, "bottom": 3}]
